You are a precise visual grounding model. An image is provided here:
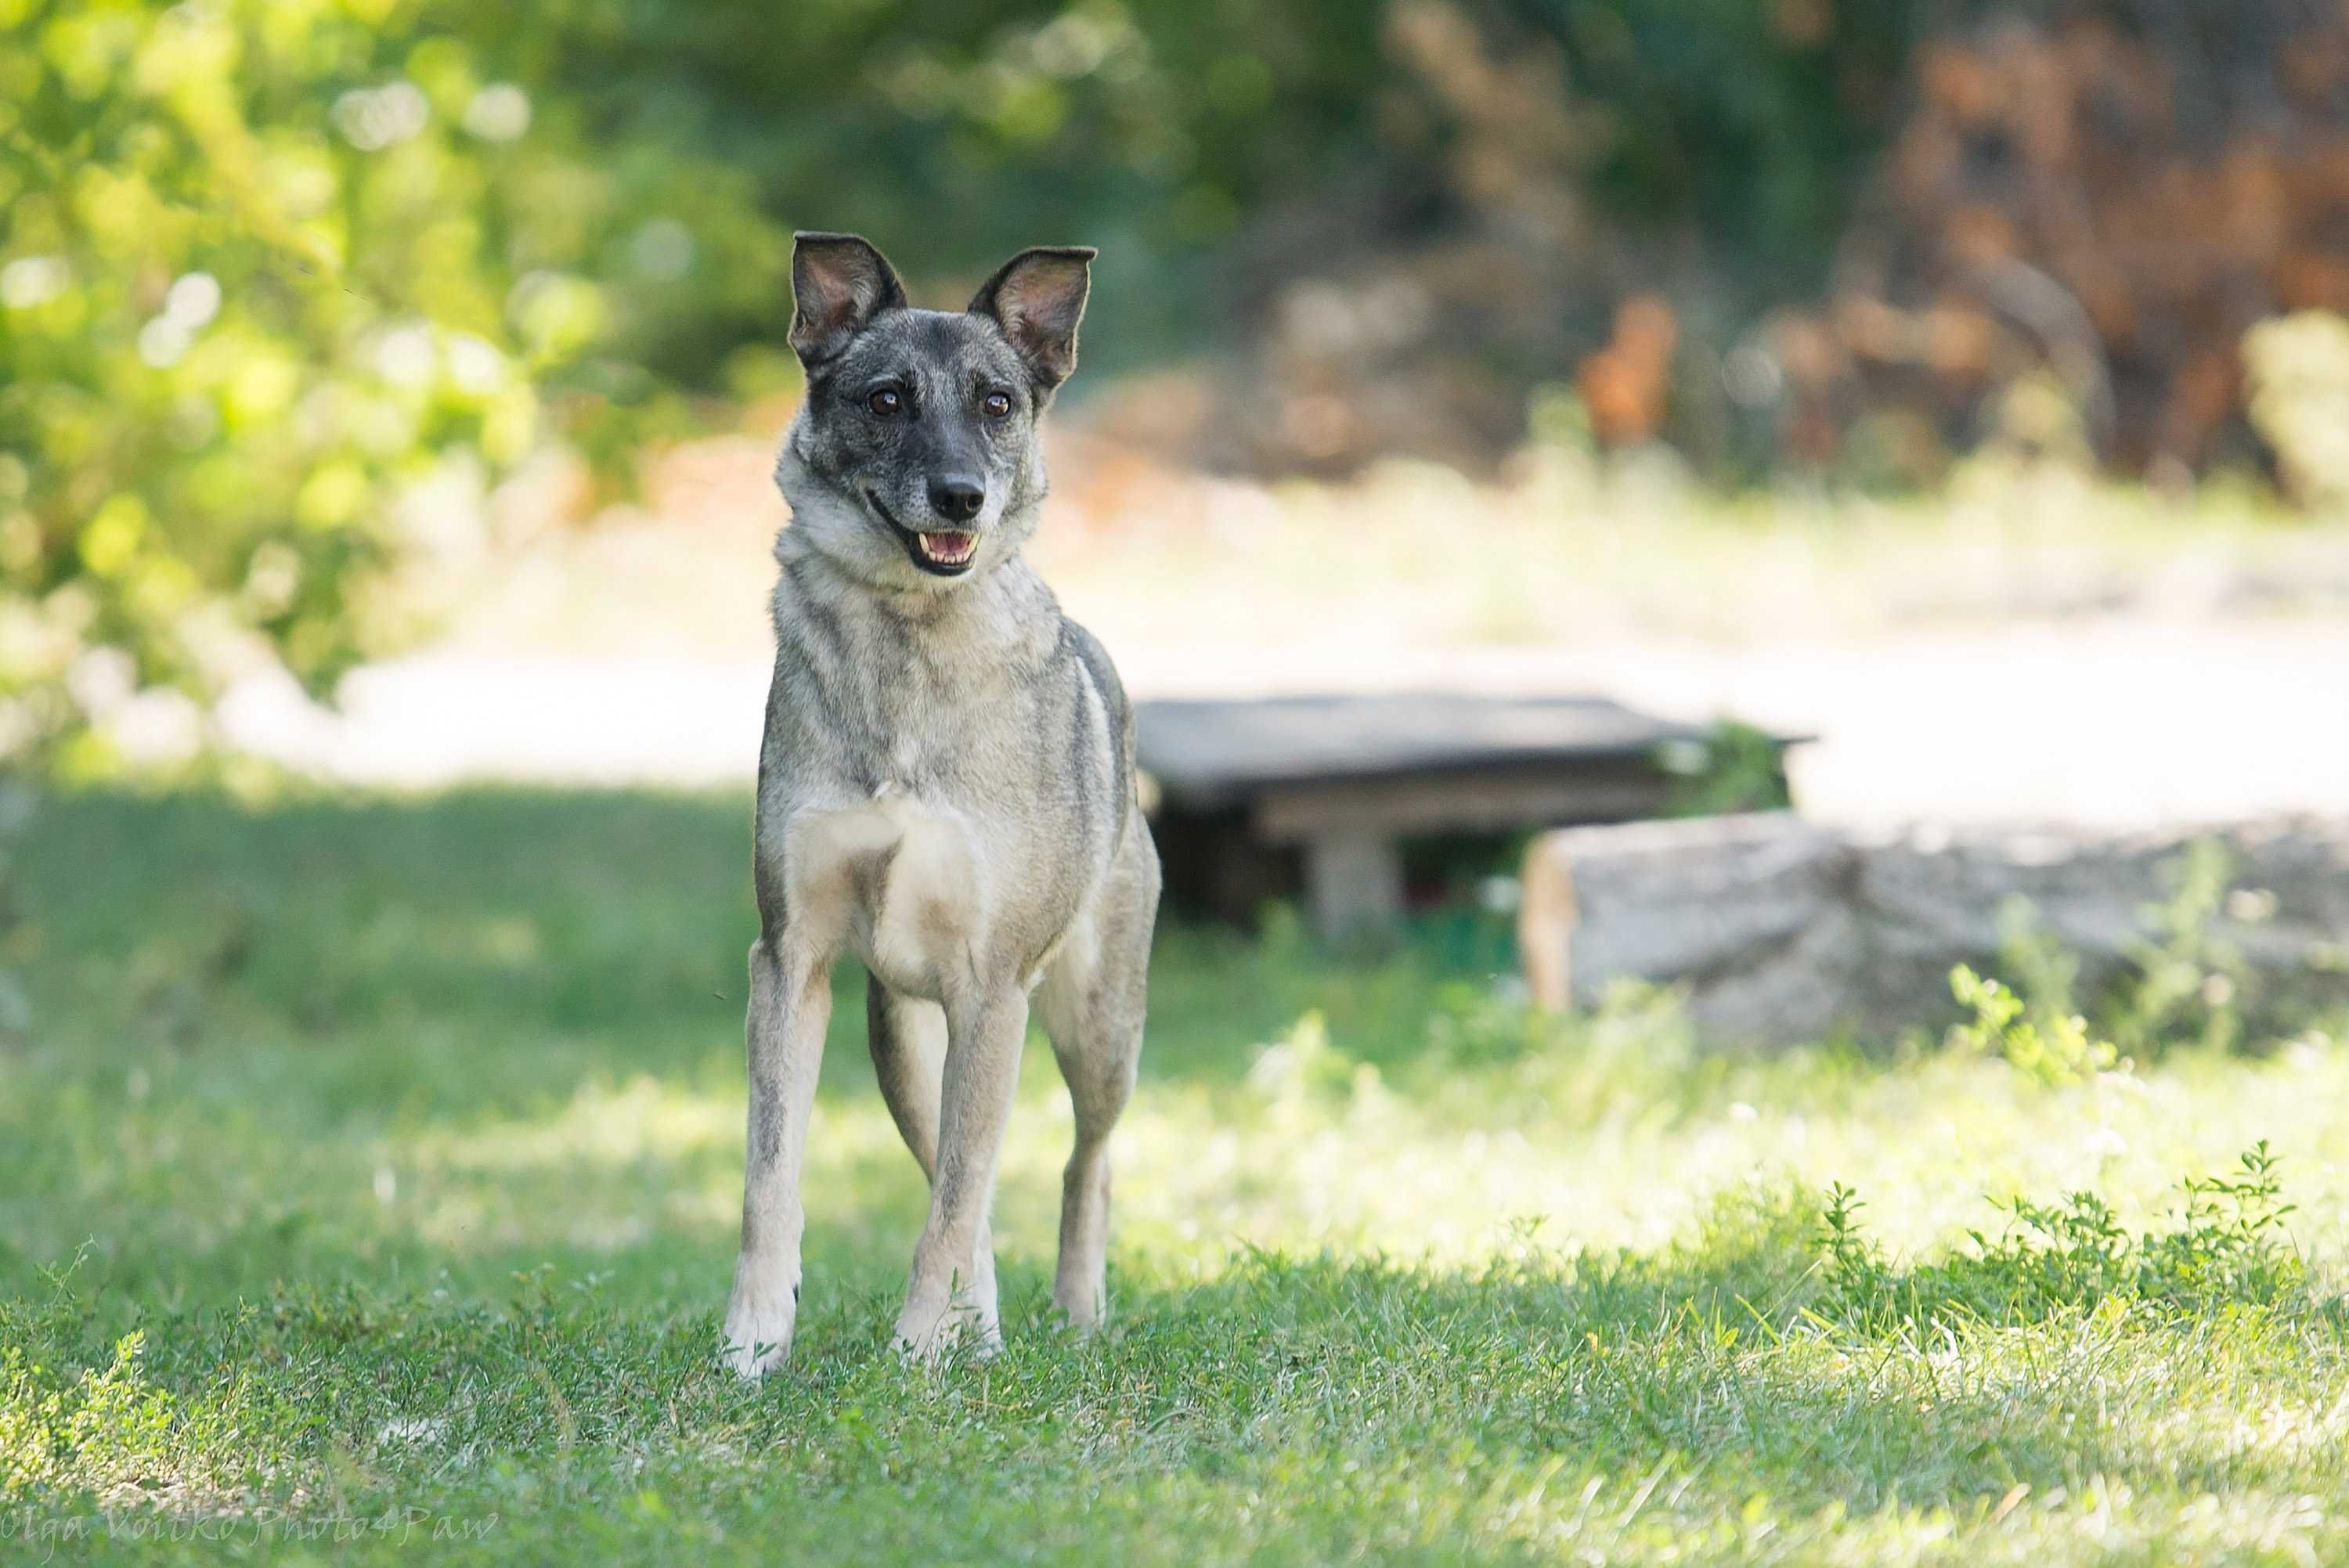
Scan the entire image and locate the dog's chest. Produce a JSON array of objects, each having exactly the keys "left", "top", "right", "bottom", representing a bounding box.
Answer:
[{"left": 783, "top": 784, "right": 994, "bottom": 1001}]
